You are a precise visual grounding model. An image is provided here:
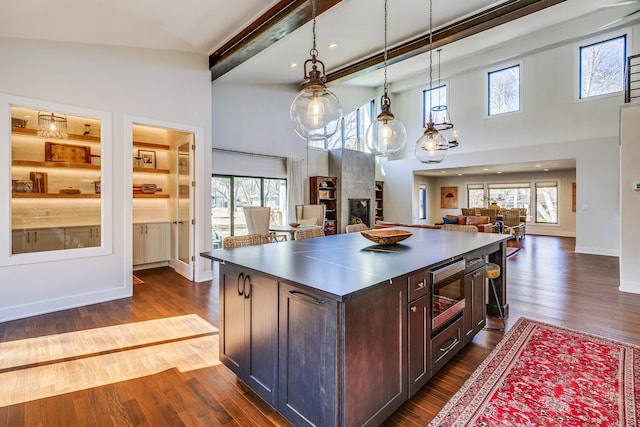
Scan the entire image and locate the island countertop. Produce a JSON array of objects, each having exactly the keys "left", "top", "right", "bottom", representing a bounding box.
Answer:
[{"left": 201, "top": 227, "right": 510, "bottom": 301}]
